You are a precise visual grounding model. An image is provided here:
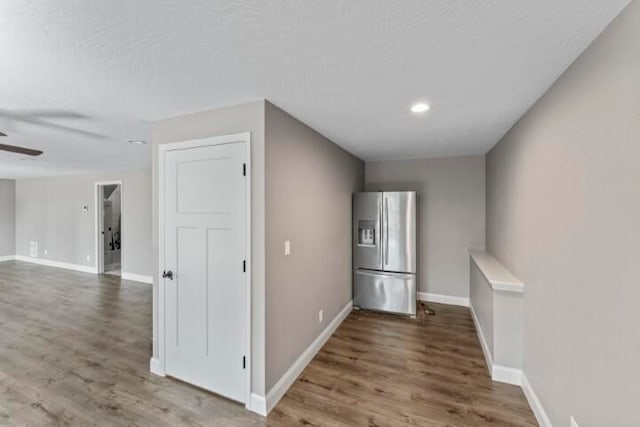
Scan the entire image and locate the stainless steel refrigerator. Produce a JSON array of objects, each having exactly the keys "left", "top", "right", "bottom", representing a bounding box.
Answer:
[{"left": 353, "top": 191, "right": 417, "bottom": 316}]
